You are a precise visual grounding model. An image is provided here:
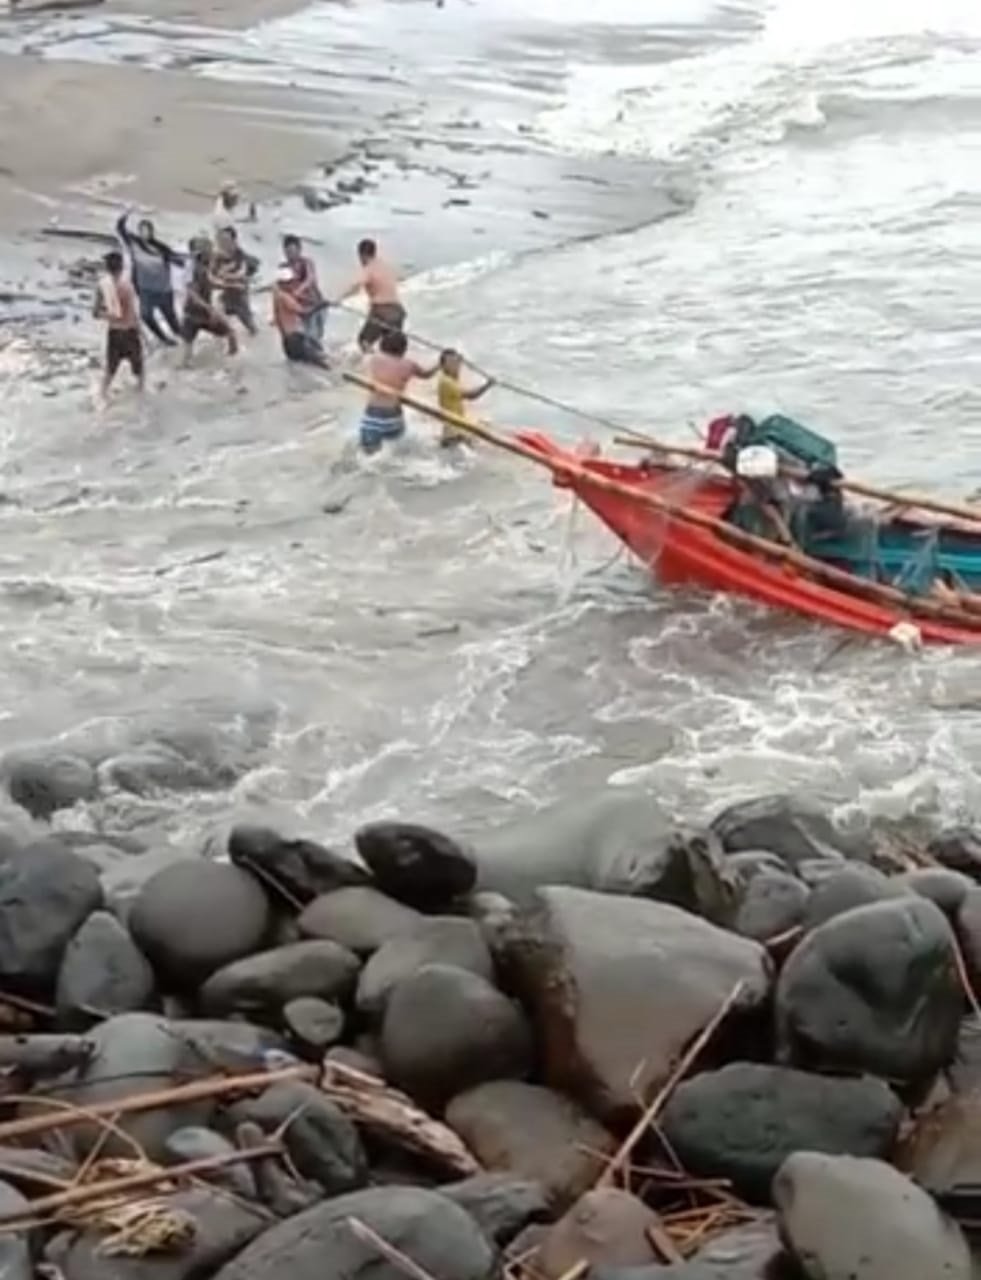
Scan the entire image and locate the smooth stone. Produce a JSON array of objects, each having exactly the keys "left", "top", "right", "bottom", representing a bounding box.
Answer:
[
  {"left": 381, "top": 963, "right": 532, "bottom": 1110},
  {"left": 171, "top": 1019, "right": 291, "bottom": 1073},
  {"left": 283, "top": 997, "right": 345, "bottom": 1055},
  {"left": 228, "top": 823, "right": 369, "bottom": 906},
  {"left": 776, "top": 897, "right": 962, "bottom": 1082},
  {"left": 355, "top": 821, "right": 476, "bottom": 910},
  {"left": 200, "top": 940, "right": 360, "bottom": 1018},
  {"left": 0, "top": 838, "right": 103, "bottom": 994},
  {"left": 803, "top": 864, "right": 904, "bottom": 929},
  {"left": 100, "top": 847, "right": 196, "bottom": 922},
  {"left": 734, "top": 870, "right": 810, "bottom": 942},
  {"left": 129, "top": 861, "right": 271, "bottom": 987},
  {"left": 899, "top": 867, "right": 974, "bottom": 918},
  {"left": 711, "top": 794, "right": 852, "bottom": 869},
  {"left": 661, "top": 1063, "right": 902, "bottom": 1202},
  {"left": 472, "top": 792, "right": 674, "bottom": 904},
  {"left": 163, "top": 1127, "right": 256, "bottom": 1199},
  {"left": 445, "top": 1080, "right": 616, "bottom": 1210},
  {"left": 46, "top": 1013, "right": 214, "bottom": 1159},
  {"left": 930, "top": 828, "right": 981, "bottom": 883},
  {"left": 227, "top": 1080, "right": 366, "bottom": 1195},
  {"left": 357, "top": 917, "right": 494, "bottom": 1019},
  {"left": 500, "top": 887, "right": 771, "bottom": 1120},
  {"left": 773, "top": 1152, "right": 972, "bottom": 1279},
  {"left": 211, "top": 1186, "right": 494, "bottom": 1280},
  {"left": 6, "top": 751, "right": 97, "bottom": 820},
  {"left": 441, "top": 1174, "right": 549, "bottom": 1246},
  {"left": 538, "top": 1188, "right": 662, "bottom": 1278},
  {"left": 55, "top": 910, "right": 157, "bottom": 1028},
  {"left": 60, "top": 1185, "right": 270, "bottom": 1280},
  {"left": 298, "top": 886, "right": 421, "bottom": 955},
  {"left": 0, "top": 1181, "right": 31, "bottom": 1280}
]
